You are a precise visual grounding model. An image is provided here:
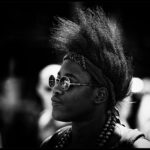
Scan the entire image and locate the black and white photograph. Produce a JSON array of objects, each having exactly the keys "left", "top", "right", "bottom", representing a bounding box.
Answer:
[{"left": 0, "top": 0, "right": 150, "bottom": 149}]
